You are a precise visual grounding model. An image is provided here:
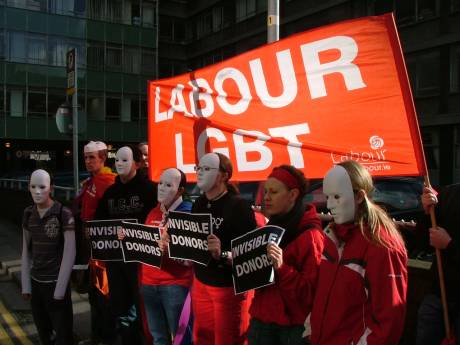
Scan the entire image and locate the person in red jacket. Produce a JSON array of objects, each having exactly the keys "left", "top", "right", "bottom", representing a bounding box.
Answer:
[
  {"left": 75, "top": 140, "right": 117, "bottom": 345},
  {"left": 248, "top": 165, "right": 324, "bottom": 345},
  {"left": 140, "top": 168, "right": 193, "bottom": 345},
  {"left": 310, "top": 160, "right": 408, "bottom": 345}
]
